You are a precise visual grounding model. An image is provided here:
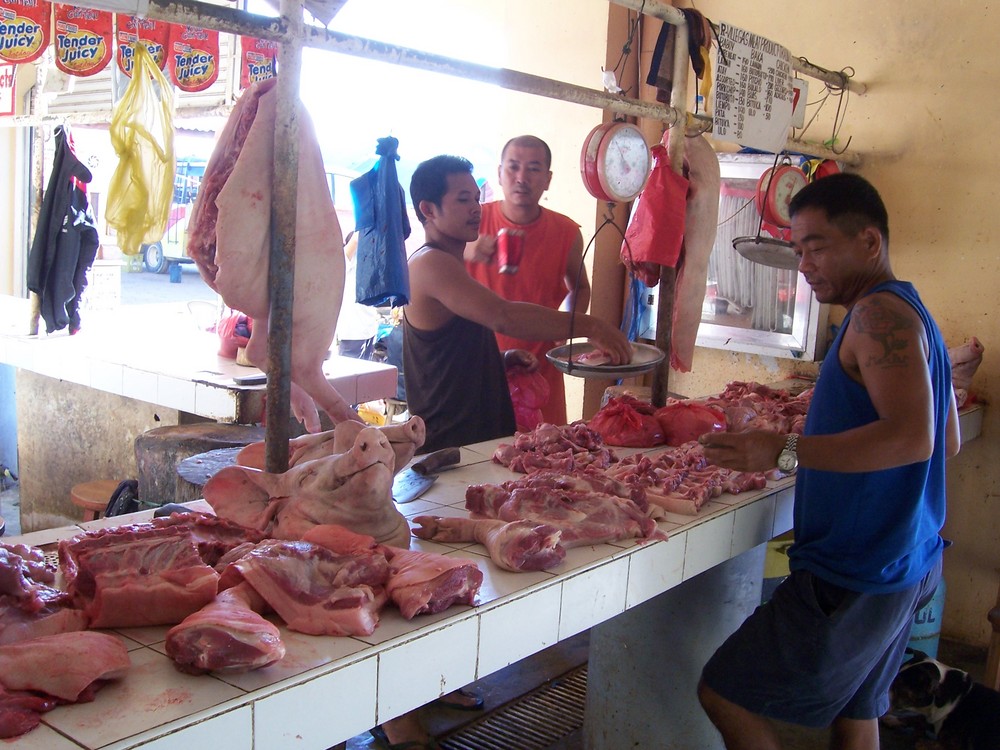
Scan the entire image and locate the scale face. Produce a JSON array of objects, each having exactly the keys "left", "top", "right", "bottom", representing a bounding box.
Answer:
[
  {"left": 755, "top": 164, "right": 808, "bottom": 227},
  {"left": 581, "top": 122, "right": 651, "bottom": 202}
]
